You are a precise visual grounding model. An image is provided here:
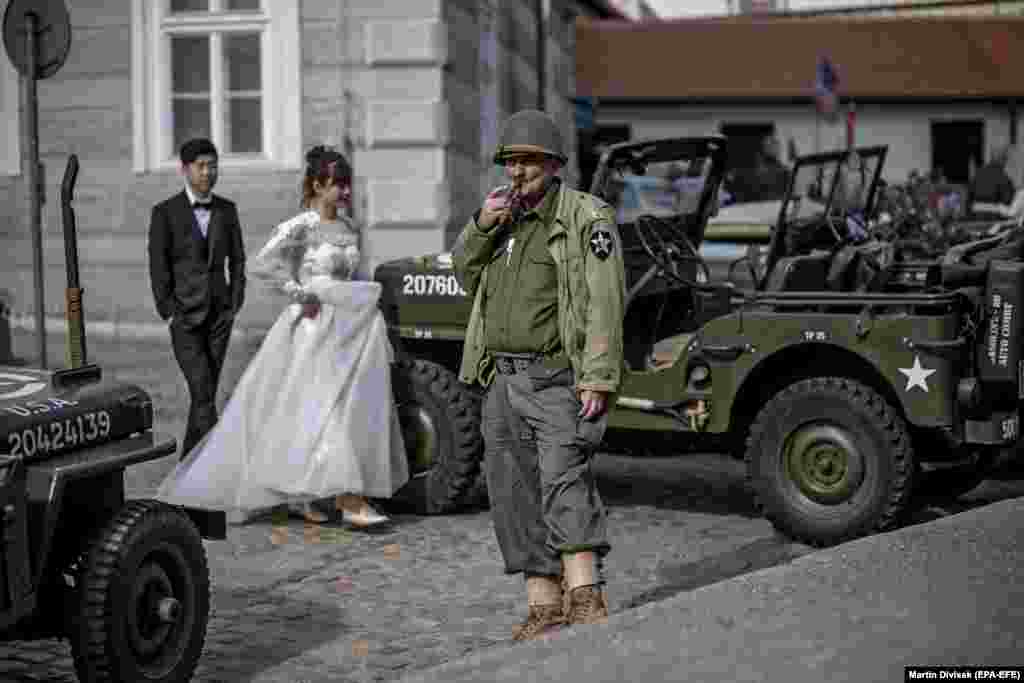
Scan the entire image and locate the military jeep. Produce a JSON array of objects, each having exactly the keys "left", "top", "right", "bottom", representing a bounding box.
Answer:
[
  {"left": 0, "top": 156, "right": 222, "bottom": 682},
  {"left": 377, "top": 136, "right": 1022, "bottom": 547}
]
